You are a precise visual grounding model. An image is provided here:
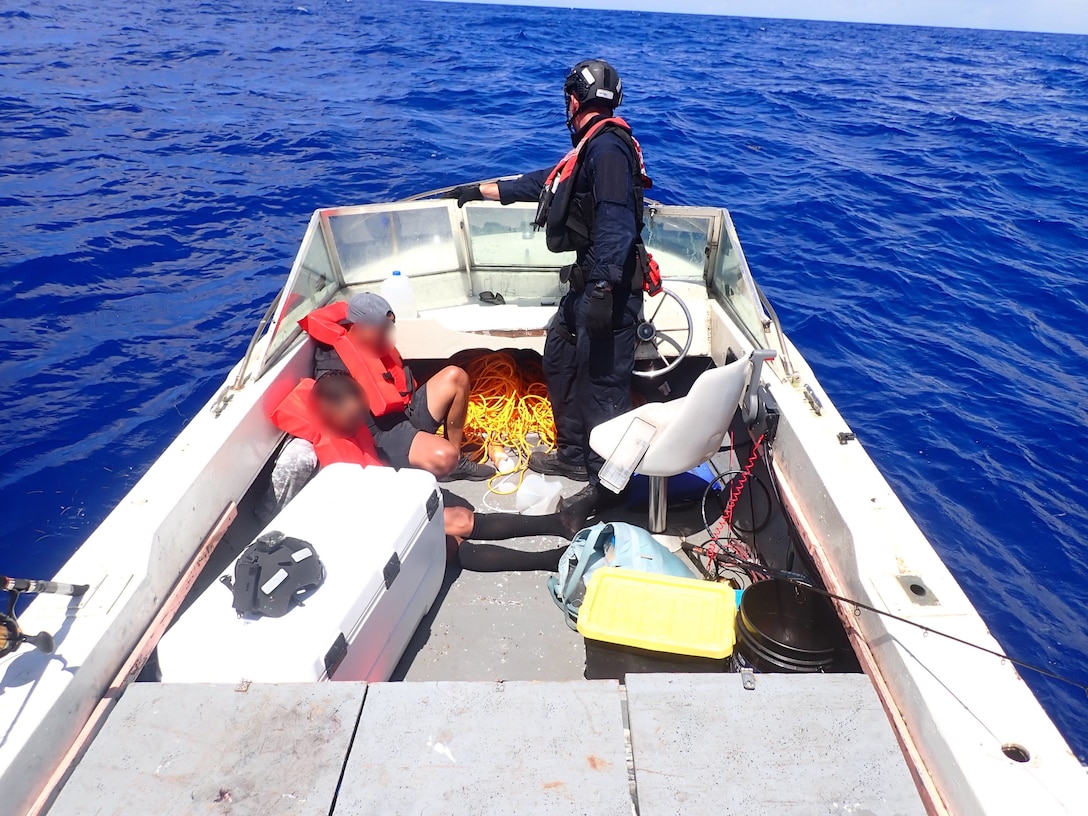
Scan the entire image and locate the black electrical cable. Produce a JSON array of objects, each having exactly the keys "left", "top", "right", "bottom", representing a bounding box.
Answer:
[
  {"left": 738, "top": 476, "right": 773, "bottom": 534},
  {"left": 685, "top": 542, "right": 1088, "bottom": 696},
  {"left": 703, "top": 473, "right": 773, "bottom": 535}
]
